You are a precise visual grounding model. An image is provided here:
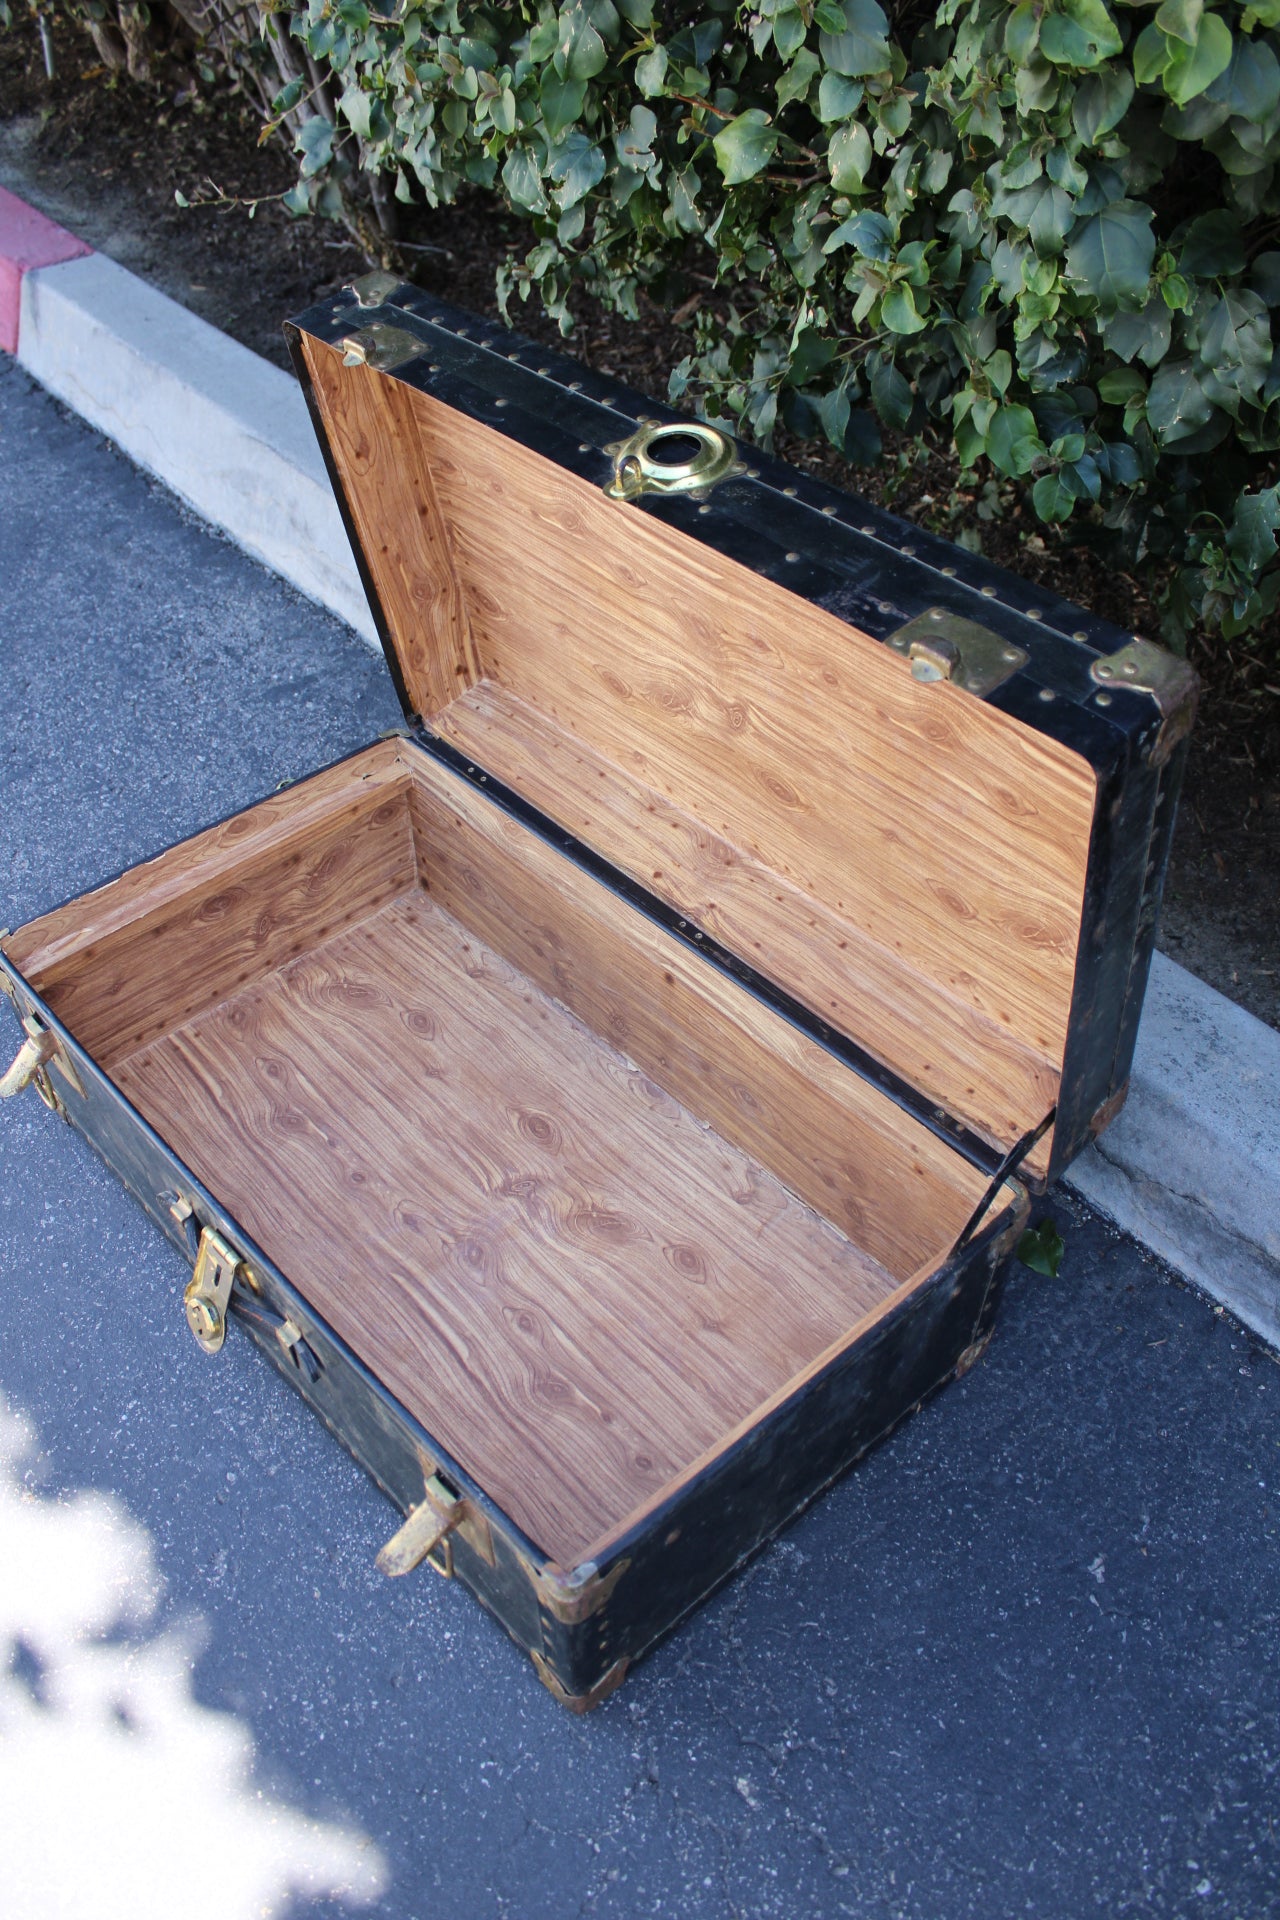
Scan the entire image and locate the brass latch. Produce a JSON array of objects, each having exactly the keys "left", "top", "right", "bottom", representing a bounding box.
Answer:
[
  {"left": 377, "top": 1475, "right": 465, "bottom": 1579},
  {"left": 0, "top": 1023, "right": 58, "bottom": 1103},
  {"left": 183, "top": 1224, "right": 241, "bottom": 1355},
  {"left": 886, "top": 608, "right": 1027, "bottom": 698},
  {"left": 0, "top": 1013, "right": 80, "bottom": 1111},
  {"left": 341, "top": 323, "right": 426, "bottom": 374},
  {"left": 345, "top": 269, "right": 402, "bottom": 309},
  {"left": 605, "top": 418, "right": 746, "bottom": 502}
]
